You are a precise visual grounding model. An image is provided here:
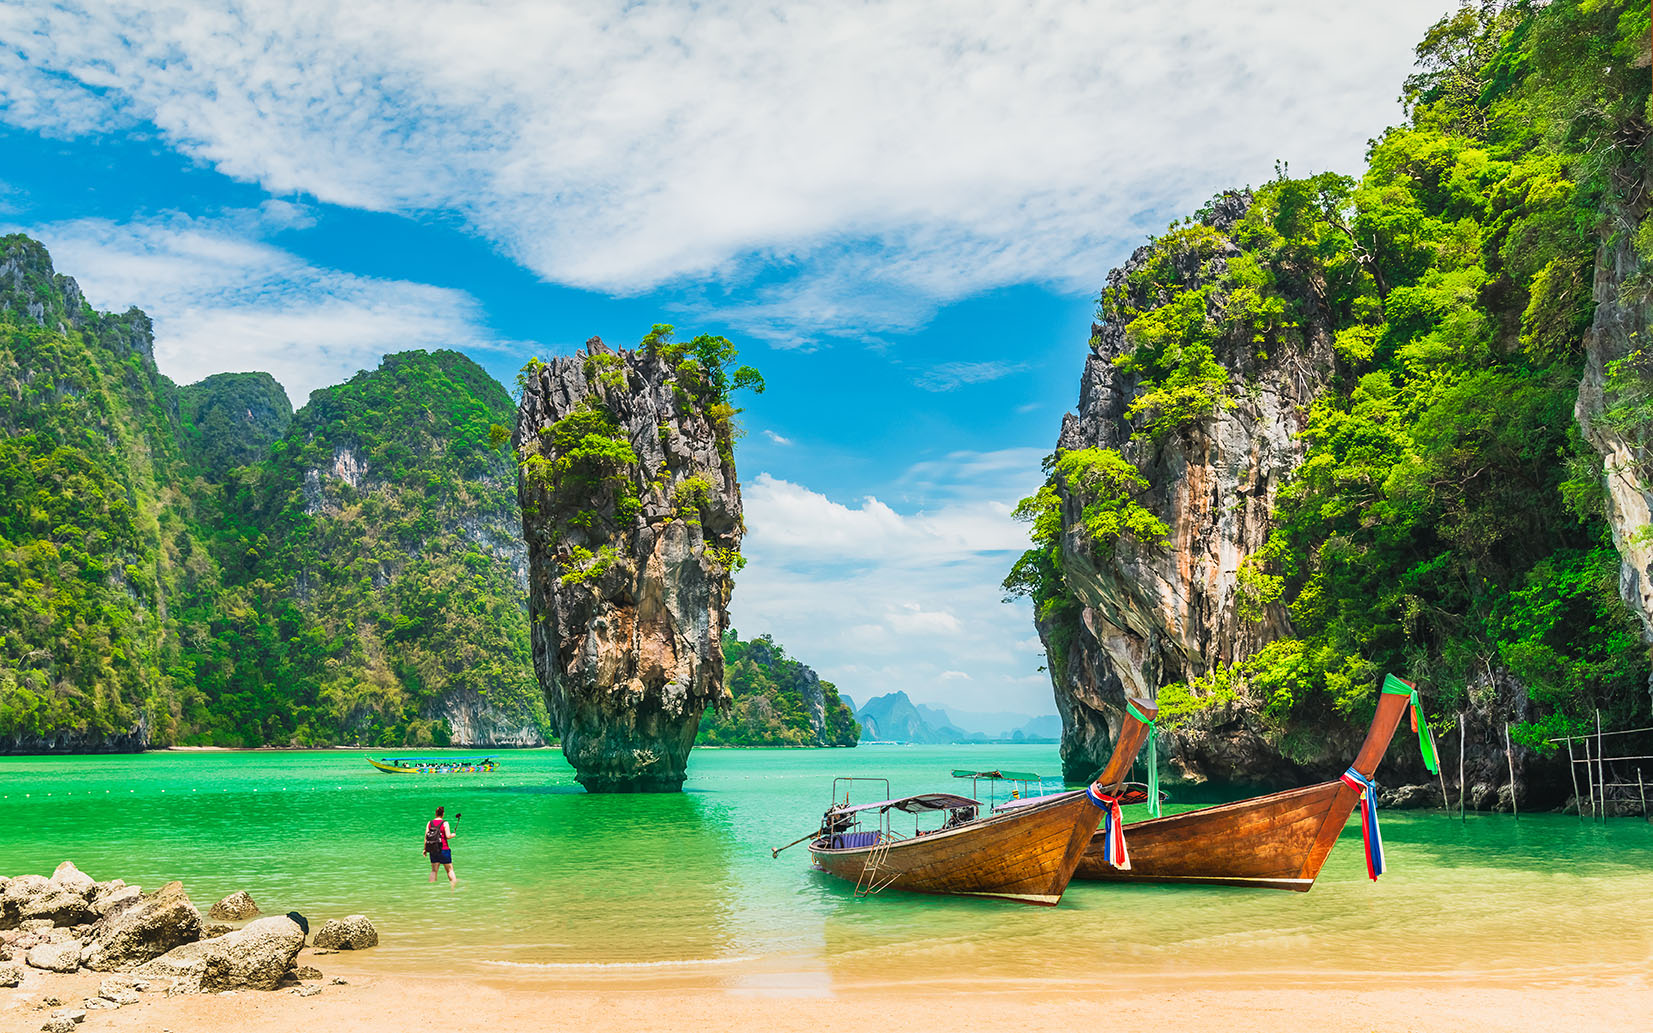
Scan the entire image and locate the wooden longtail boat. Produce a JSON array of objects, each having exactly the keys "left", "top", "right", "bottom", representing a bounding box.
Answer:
[
  {"left": 1074, "top": 674, "right": 1434, "bottom": 891},
  {"left": 367, "top": 757, "right": 498, "bottom": 774},
  {"left": 803, "top": 697, "right": 1157, "bottom": 906}
]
